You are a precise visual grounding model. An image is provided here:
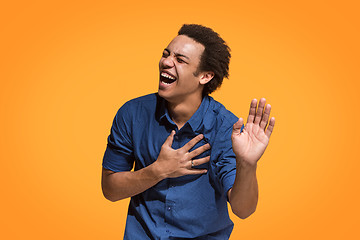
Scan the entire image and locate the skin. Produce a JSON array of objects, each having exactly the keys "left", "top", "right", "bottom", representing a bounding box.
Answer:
[
  {"left": 102, "top": 35, "right": 213, "bottom": 201},
  {"left": 101, "top": 35, "right": 275, "bottom": 220},
  {"left": 229, "top": 99, "right": 275, "bottom": 218},
  {"left": 158, "top": 35, "right": 214, "bottom": 128}
]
